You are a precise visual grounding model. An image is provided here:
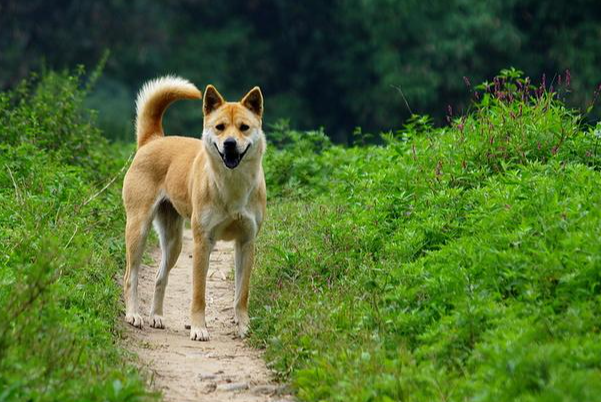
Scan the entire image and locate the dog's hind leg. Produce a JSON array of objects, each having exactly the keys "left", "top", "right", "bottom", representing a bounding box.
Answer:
[
  {"left": 123, "top": 210, "right": 154, "bottom": 328},
  {"left": 149, "top": 200, "right": 184, "bottom": 329}
]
